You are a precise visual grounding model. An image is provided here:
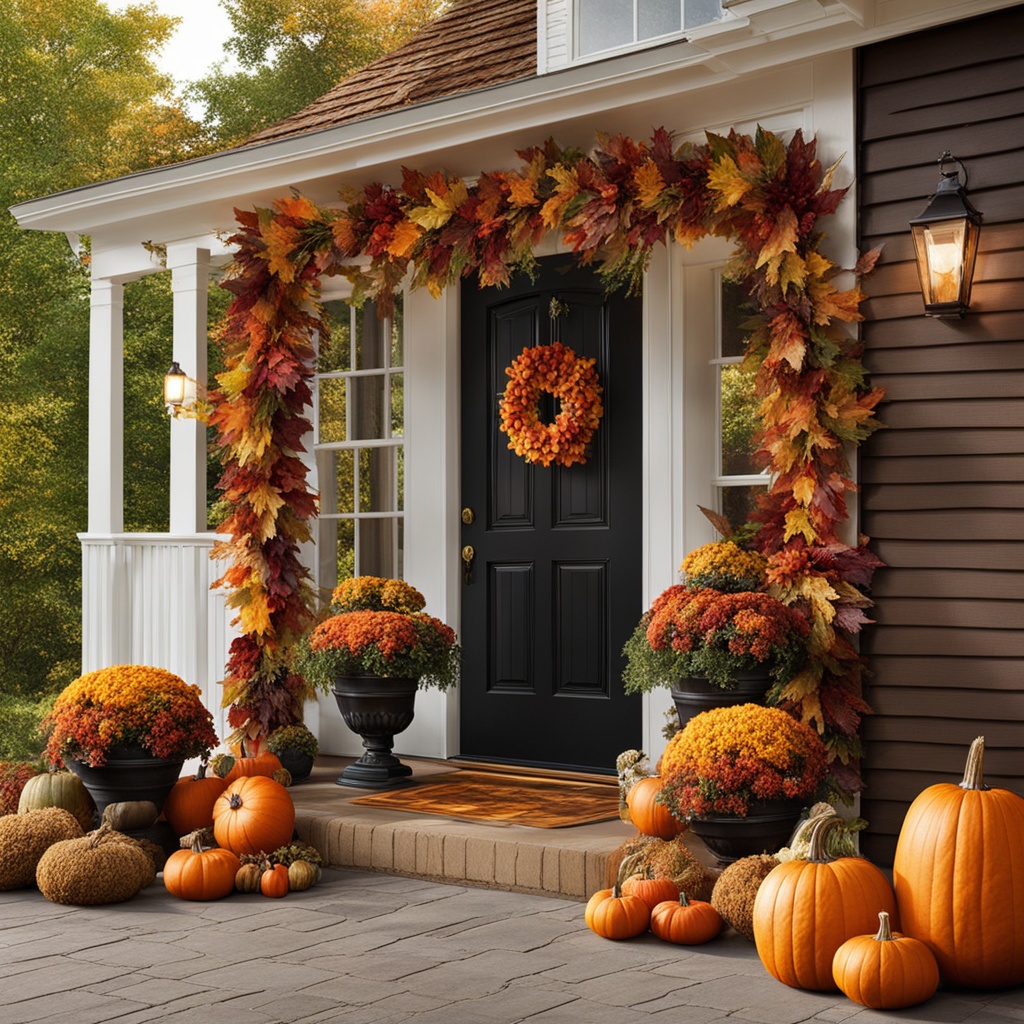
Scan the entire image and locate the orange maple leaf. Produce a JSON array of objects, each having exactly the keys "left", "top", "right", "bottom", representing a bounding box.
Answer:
[{"left": 385, "top": 218, "right": 422, "bottom": 259}]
